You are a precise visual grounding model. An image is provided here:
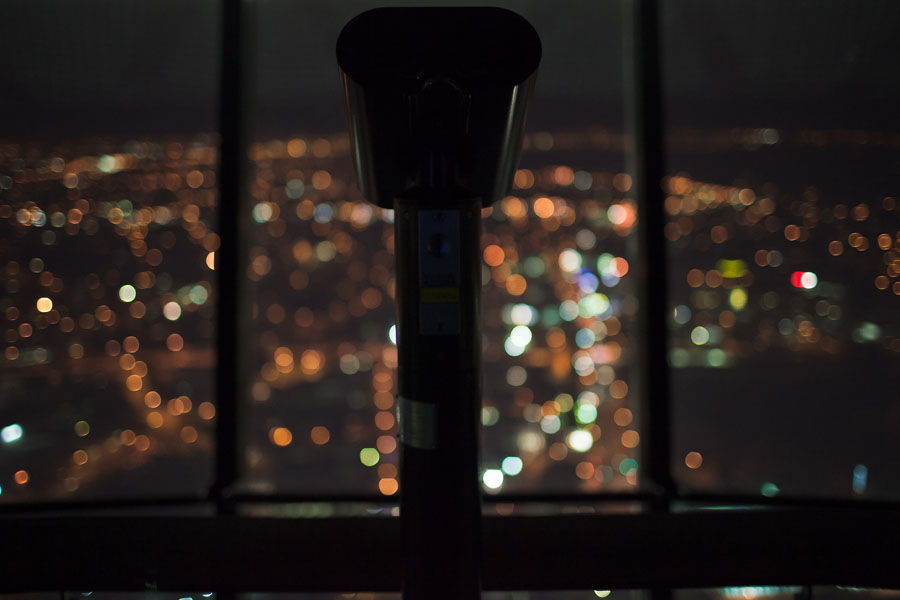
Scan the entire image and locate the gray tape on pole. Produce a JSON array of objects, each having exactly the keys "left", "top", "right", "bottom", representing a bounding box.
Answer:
[{"left": 397, "top": 396, "right": 438, "bottom": 450}]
